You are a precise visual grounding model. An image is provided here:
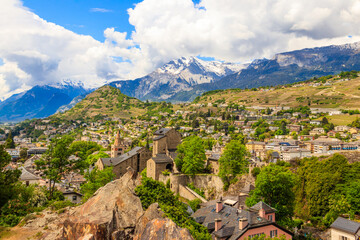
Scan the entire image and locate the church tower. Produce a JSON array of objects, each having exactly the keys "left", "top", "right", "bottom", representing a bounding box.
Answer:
[{"left": 111, "top": 131, "right": 125, "bottom": 158}]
